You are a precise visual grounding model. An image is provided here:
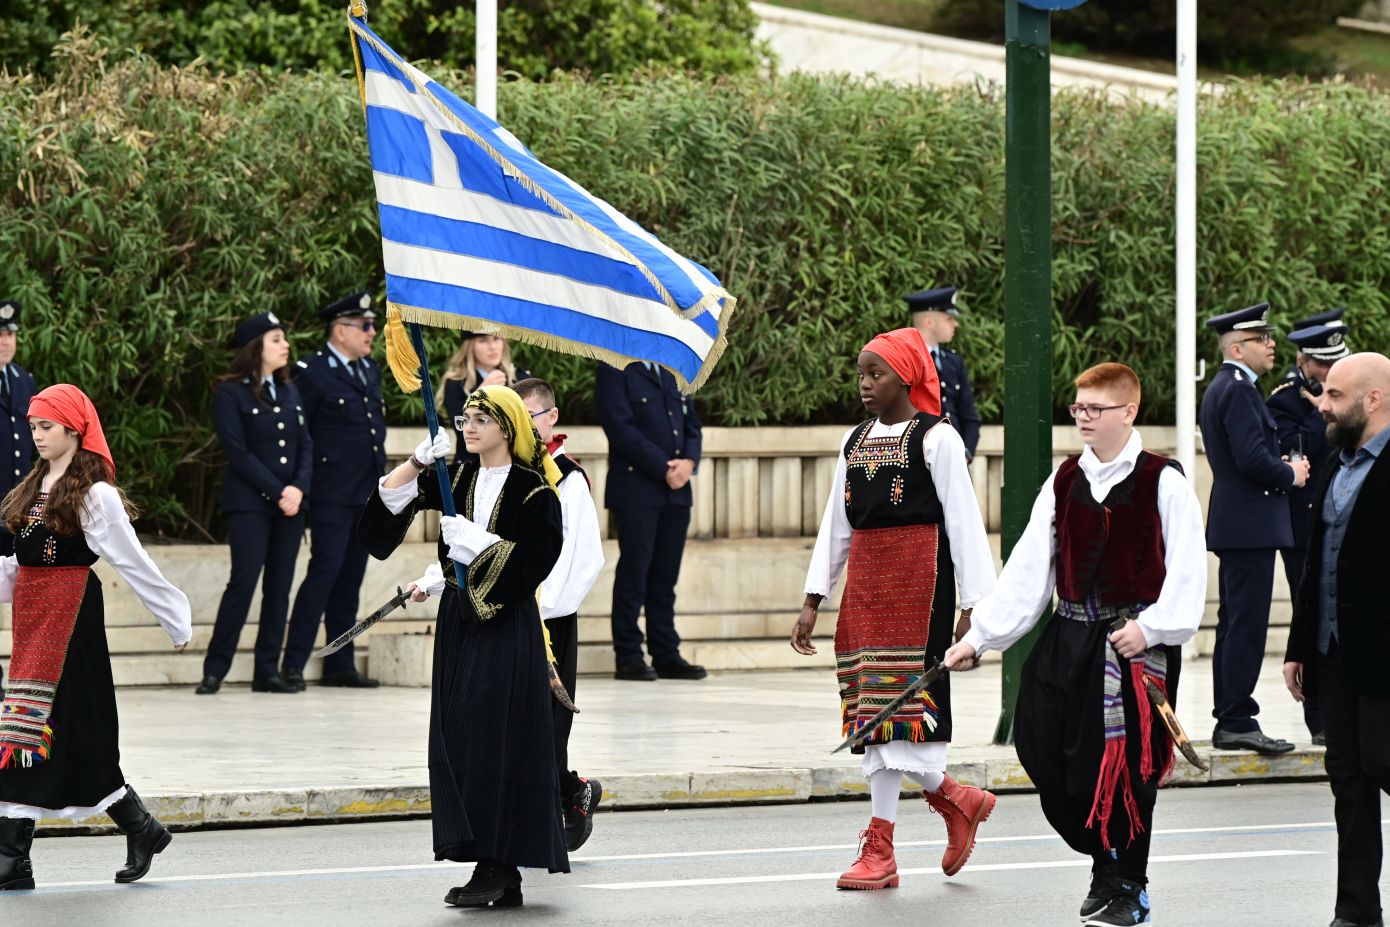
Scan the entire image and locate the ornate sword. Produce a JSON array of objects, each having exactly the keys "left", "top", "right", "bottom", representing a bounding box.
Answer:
[
  {"left": 833, "top": 659, "right": 948, "bottom": 754},
  {"left": 314, "top": 586, "right": 410, "bottom": 659}
]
